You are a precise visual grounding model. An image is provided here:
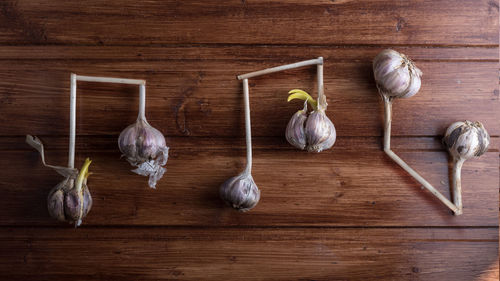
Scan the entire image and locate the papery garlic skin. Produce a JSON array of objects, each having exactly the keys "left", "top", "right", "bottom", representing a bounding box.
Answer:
[
  {"left": 220, "top": 173, "right": 260, "bottom": 212},
  {"left": 118, "top": 118, "right": 169, "bottom": 189},
  {"left": 443, "top": 120, "right": 490, "bottom": 160},
  {"left": 373, "top": 49, "right": 422, "bottom": 99},
  {"left": 305, "top": 110, "right": 336, "bottom": 152}
]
